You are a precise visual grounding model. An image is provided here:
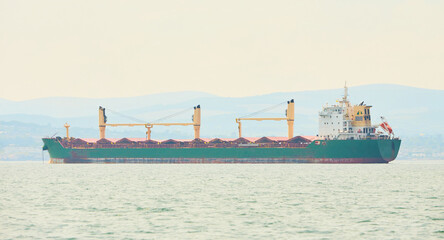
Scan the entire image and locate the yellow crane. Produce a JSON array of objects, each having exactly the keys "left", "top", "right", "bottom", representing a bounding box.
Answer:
[
  {"left": 236, "top": 99, "right": 294, "bottom": 139},
  {"left": 64, "top": 122, "right": 70, "bottom": 141},
  {"left": 98, "top": 105, "right": 201, "bottom": 140}
]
